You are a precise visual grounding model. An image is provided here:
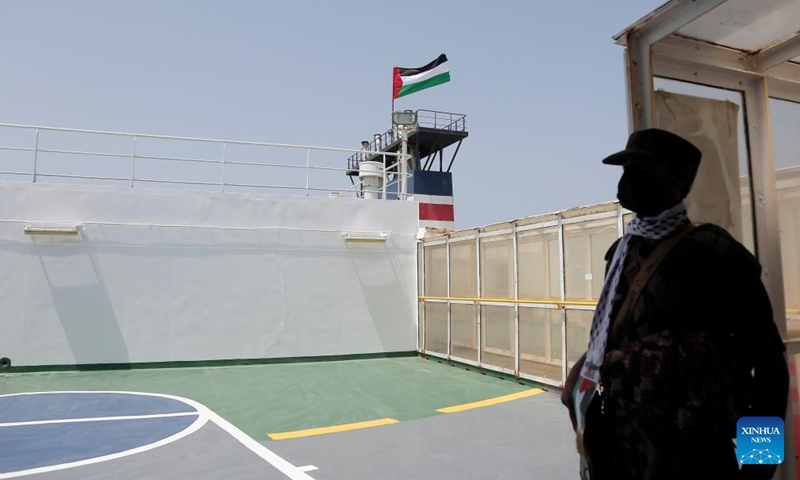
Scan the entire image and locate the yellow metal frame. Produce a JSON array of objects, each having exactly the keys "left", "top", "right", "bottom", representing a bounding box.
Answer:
[{"left": 418, "top": 296, "right": 597, "bottom": 309}]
